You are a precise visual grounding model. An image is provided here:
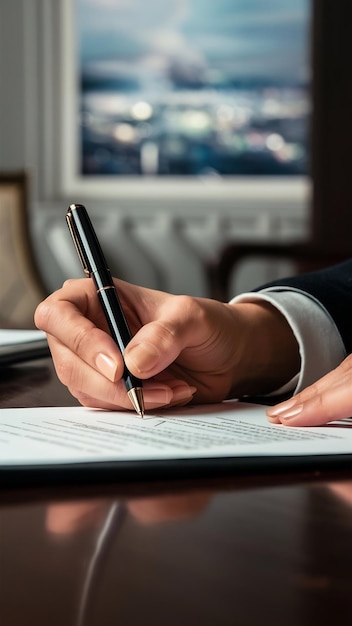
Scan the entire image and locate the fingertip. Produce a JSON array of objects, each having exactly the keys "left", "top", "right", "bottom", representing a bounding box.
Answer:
[
  {"left": 125, "top": 342, "right": 161, "bottom": 376},
  {"left": 142, "top": 383, "right": 197, "bottom": 410},
  {"left": 266, "top": 401, "right": 306, "bottom": 426},
  {"left": 170, "top": 384, "right": 197, "bottom": 404},
  {"left": 272, "top": 404, "right": 304, "bottom": 422},
  {"left": 266, "top": 414, "right": 281, "bottom": 425},
  {"left": 95, "top": 352, "right": 119, "bottom": 382},
  {"left": 142, "top": 383, "right": 174, "bottom": 407},
  {"left": 34, "top": 298, "right": 49, "bottom": 330},
  {"left": 266, "top": 397, "right": 298, "bottom": 418}
]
